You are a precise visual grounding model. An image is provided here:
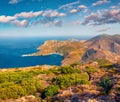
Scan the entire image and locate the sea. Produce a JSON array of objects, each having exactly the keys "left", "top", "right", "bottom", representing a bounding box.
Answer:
[{"left": 0, "top": 36, "right": 89, "bottom": 69}]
